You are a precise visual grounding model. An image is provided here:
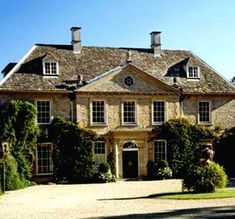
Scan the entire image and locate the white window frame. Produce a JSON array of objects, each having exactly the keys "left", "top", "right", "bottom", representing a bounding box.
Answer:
[
  {"left": 42, "top": 61, "right": 59, "bottom": 75},
  {"left": 152, "top": 100, "right": 167, "bottom": 125},
  {"left": 90, "top": 100, "right": 107, "bottom": 126},
  {"left": 94, "top": 141, "right": 107, "bottom": 166},
  {"left": 36, "top": 142, "right": 53, "bottom": 176},
  {"left": 122, "top": 100, "right": 137, "bottom": 125},
  {"left": 198, "top": 100, "right": 212, "bottom": 125},
  {"left": 187, "top": 66, "right": 200, "bottom": 79},
  {"left": 35, "top": 99, "right": 52, "bottom": 125},
  {"left": 153, "top": 140, "right": 167, "bottom": 163}
]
